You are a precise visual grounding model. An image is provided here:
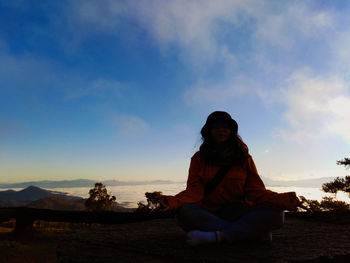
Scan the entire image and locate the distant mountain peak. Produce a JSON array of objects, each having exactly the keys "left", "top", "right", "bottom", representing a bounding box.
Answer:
[
  {"left": 19, "top": 185, "right": 50, "bottom": 194},
  {"left": 21, "top": 185, "right": 41, "bottom": 191}
]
